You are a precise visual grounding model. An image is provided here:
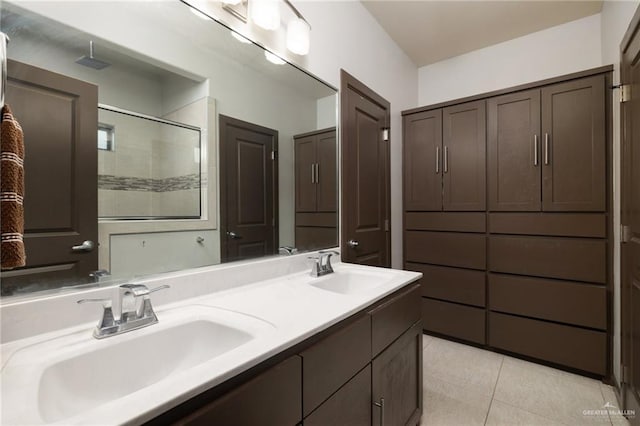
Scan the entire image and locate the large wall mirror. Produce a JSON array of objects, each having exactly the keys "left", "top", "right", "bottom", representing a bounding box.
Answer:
[{"left": 0, "top": 1, "right": 338, "bottom": 297}]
